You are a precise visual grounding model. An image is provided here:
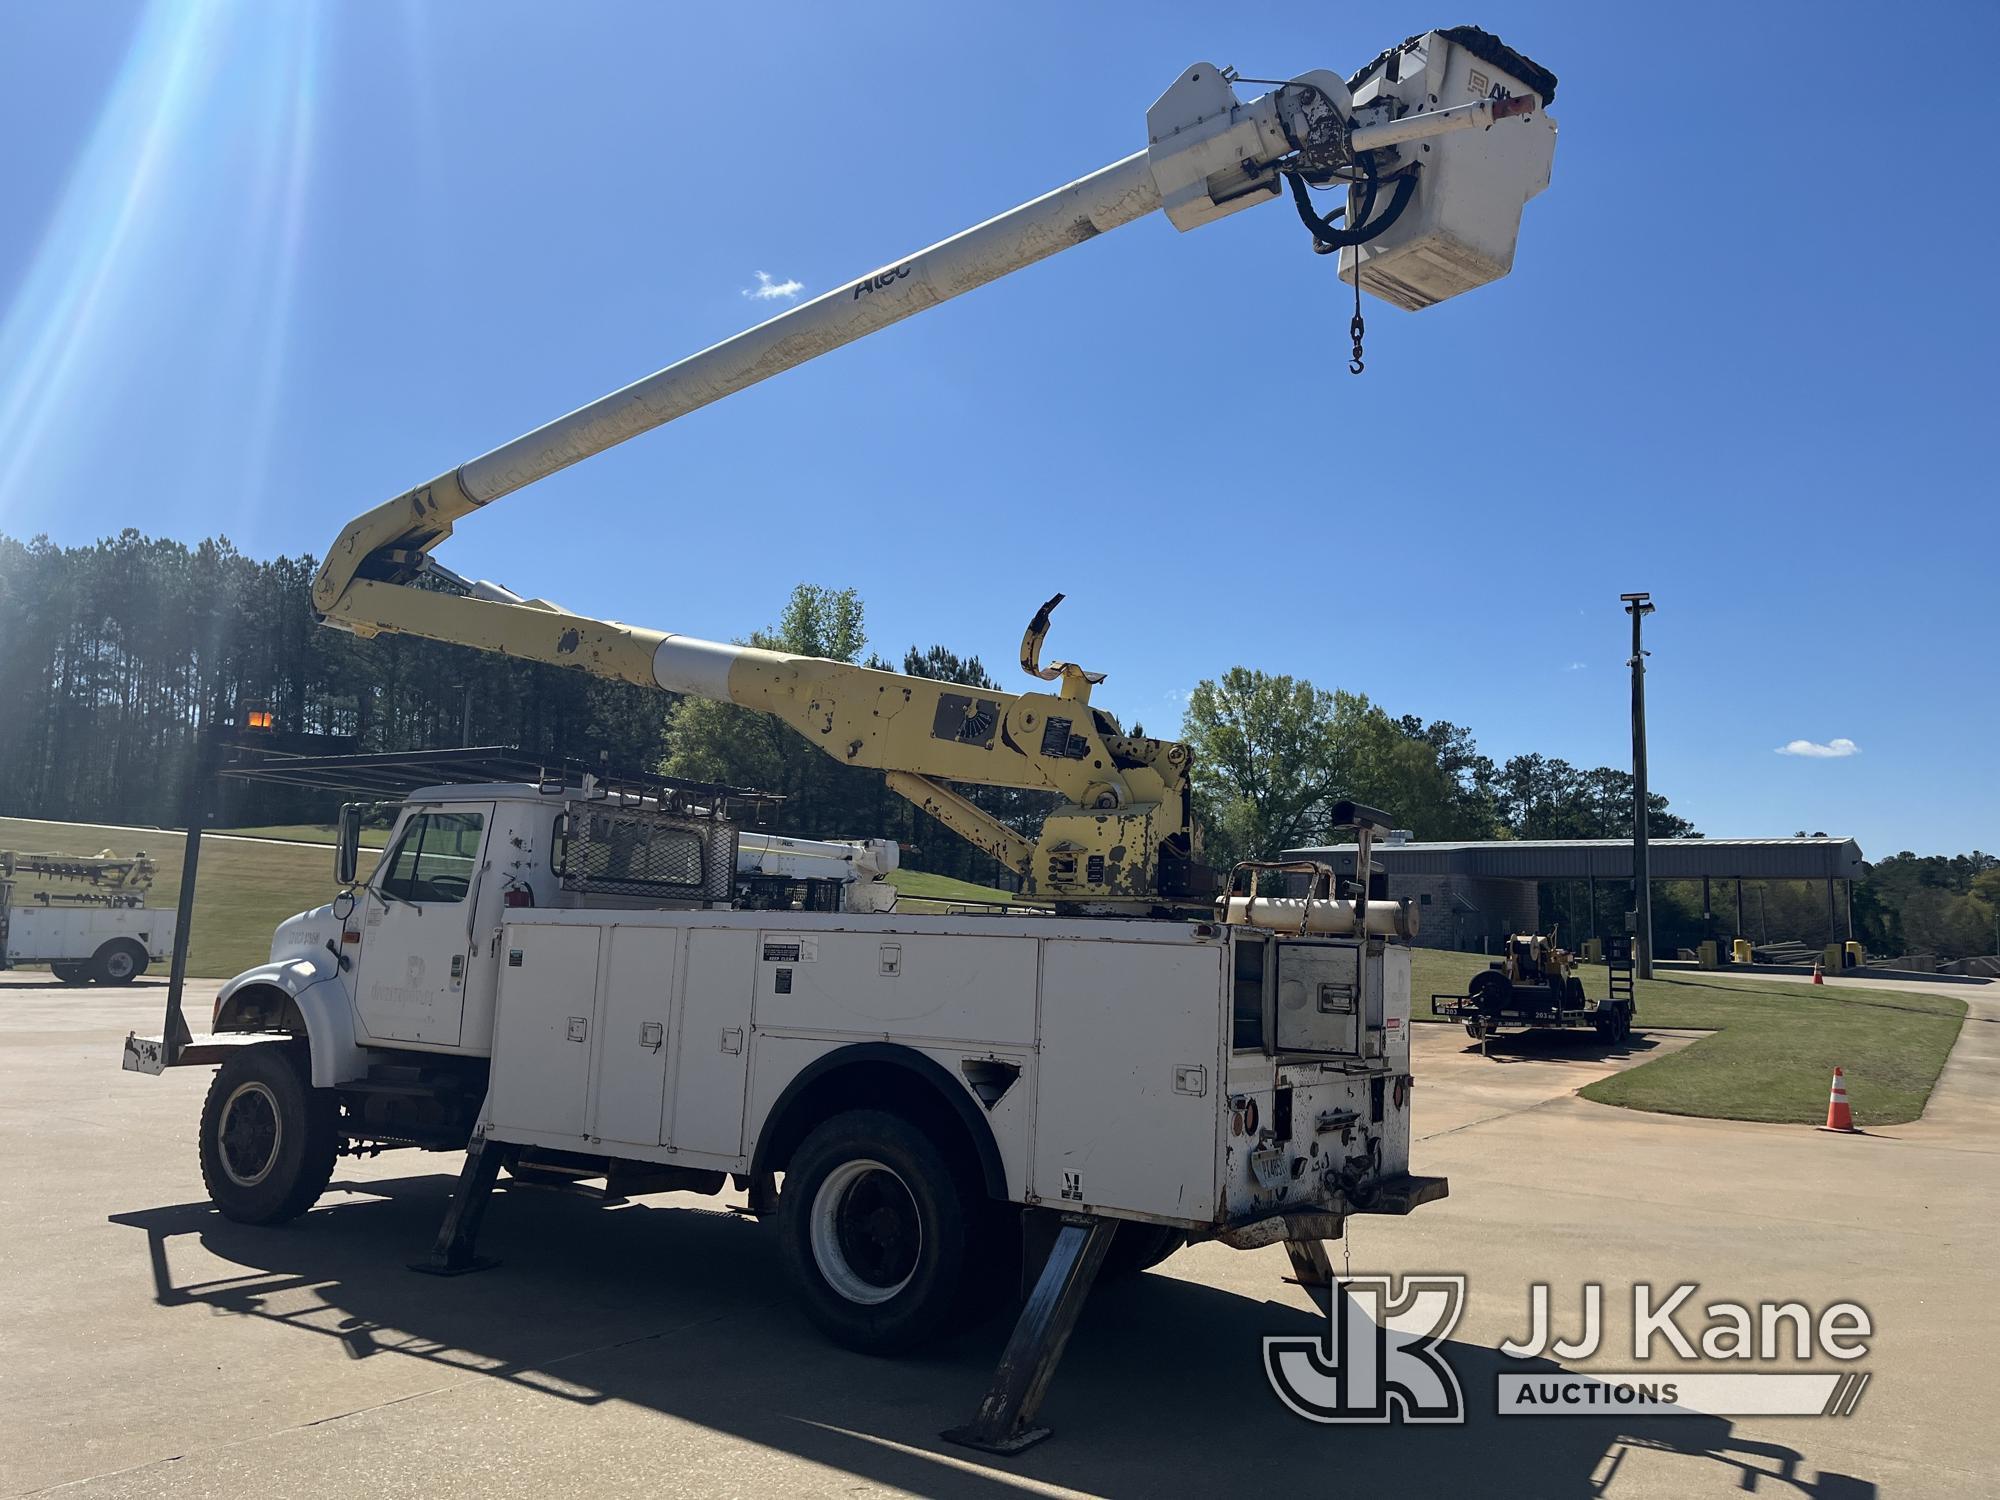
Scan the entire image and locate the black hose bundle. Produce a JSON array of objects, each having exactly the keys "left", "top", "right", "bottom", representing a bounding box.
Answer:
[{"left": 1286, "top": 157, "right": 1419, "bottom": 255}]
